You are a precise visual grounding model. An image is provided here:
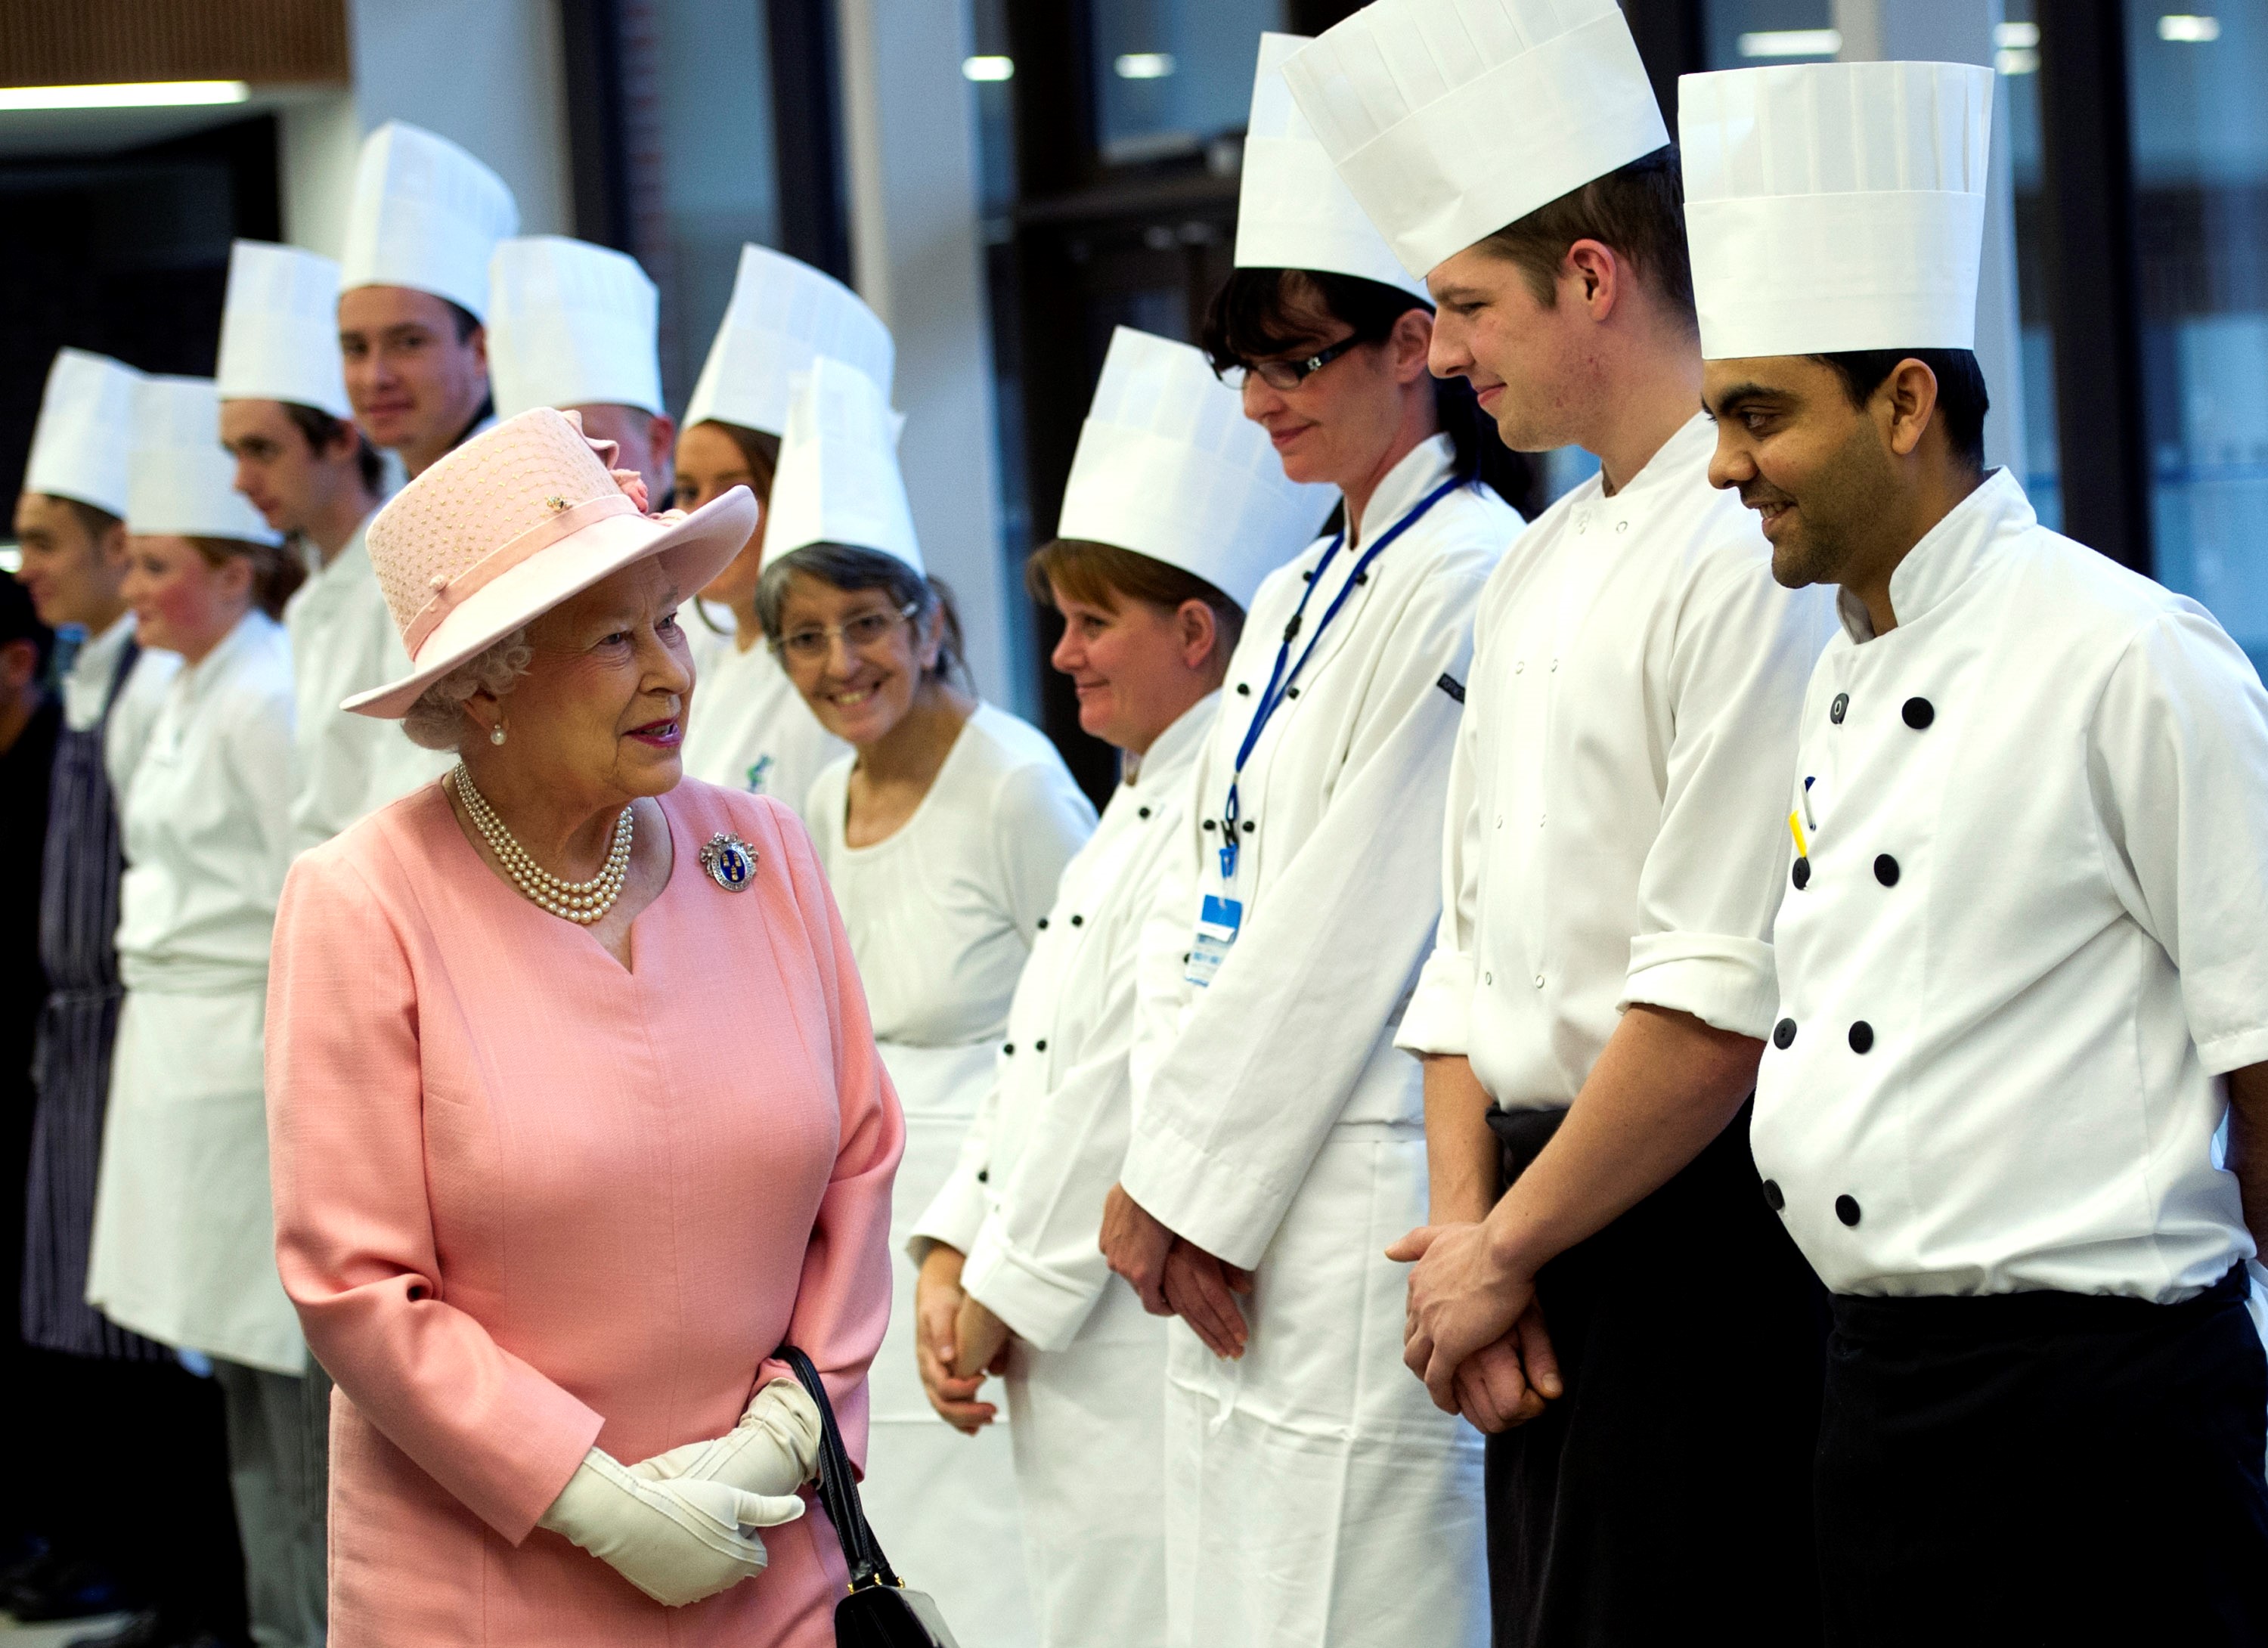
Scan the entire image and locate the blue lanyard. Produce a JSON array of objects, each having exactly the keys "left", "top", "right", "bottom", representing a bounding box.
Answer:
[{"left": 1218, "top": 473, "right": 1464, "bottom": 882}]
